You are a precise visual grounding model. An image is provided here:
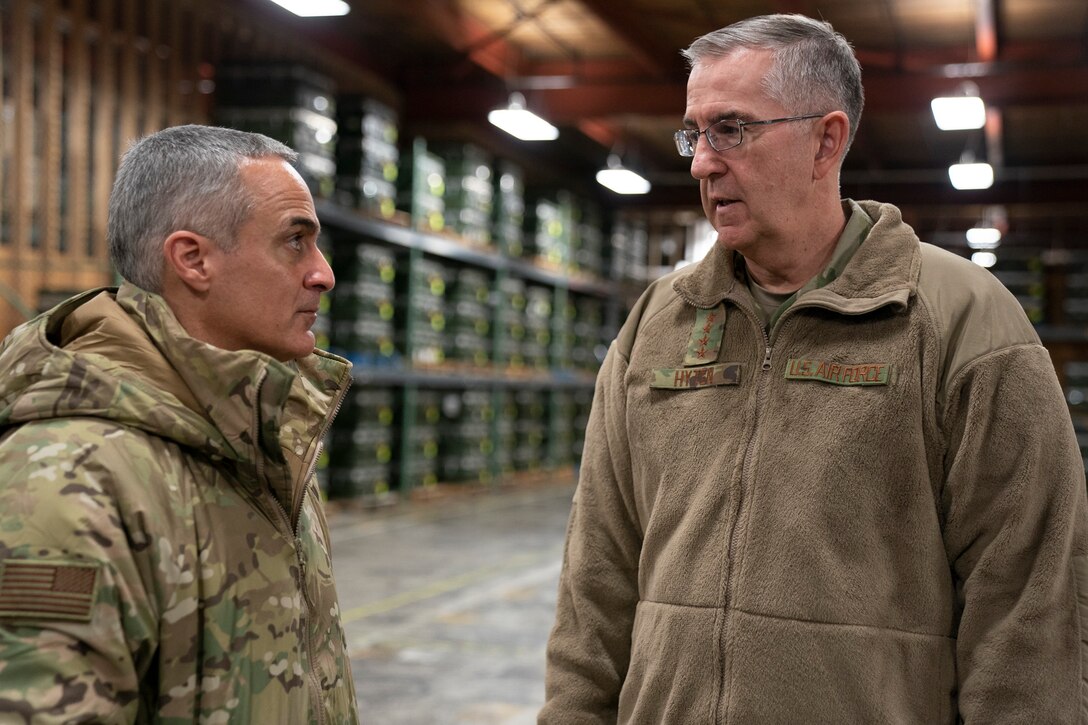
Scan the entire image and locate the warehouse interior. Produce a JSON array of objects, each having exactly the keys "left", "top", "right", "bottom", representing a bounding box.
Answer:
[{"left": 2, "top": 0, "right": 1088, "bottom": 721}]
